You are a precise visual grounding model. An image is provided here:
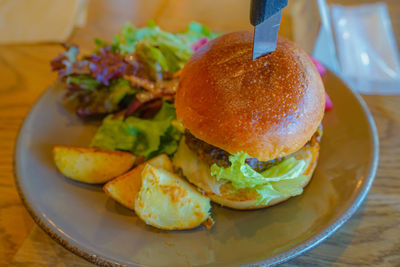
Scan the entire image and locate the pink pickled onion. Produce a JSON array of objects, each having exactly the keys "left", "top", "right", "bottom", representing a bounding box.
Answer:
[
  {"left": 311, "top": 57, "right": 332, "bottom": 110},
  {"left": 325, "top": 92, "right": 333, "bottom": 111},
  {"left": 311, "top": 57, "right": 327, "bottom": 76},
  {"left": 190, "top": 37, "right": 210, "bottom": 52}
]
